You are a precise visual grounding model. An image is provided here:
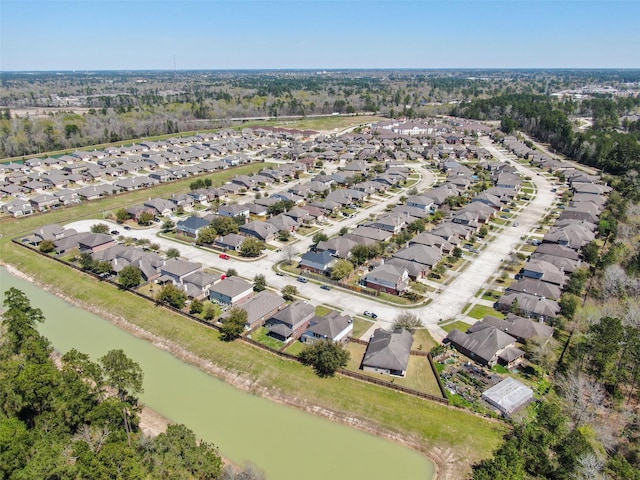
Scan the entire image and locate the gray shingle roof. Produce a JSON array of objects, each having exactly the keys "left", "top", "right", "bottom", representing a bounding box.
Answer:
[{"left": 362, "top": 328, "right": 413, "bottom": 373}]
